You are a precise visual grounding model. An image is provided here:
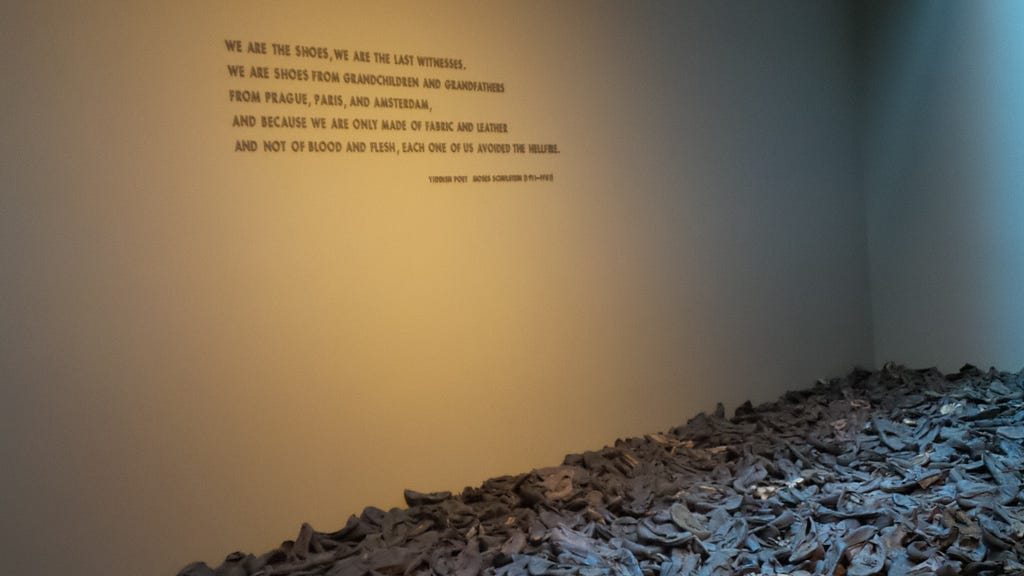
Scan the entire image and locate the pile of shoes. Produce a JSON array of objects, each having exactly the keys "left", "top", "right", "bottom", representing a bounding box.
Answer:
[{"left": 177, "top": 364, "right": 1024, "bottom": 576}]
